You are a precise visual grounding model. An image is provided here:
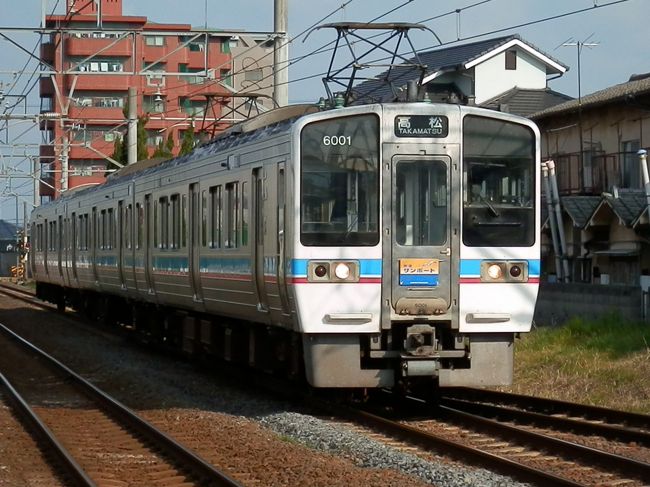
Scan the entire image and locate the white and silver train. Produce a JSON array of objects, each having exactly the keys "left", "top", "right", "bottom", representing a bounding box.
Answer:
[{"left": 31, "top": 101, "right": 541, "bottom": 390}]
